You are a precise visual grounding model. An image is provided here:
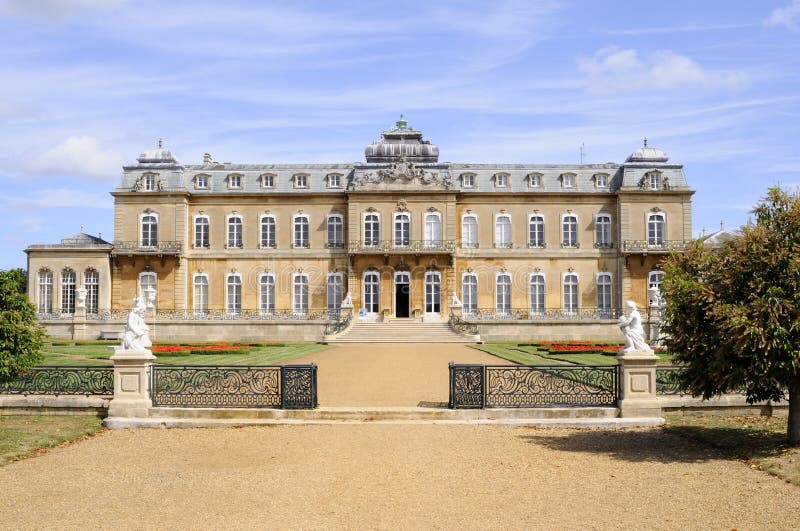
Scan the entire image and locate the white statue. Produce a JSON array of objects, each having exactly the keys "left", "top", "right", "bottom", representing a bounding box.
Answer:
[
  {"left": 451, "top": 292, "right": 462, "bottom": 307},
  {"left": 618, "top": 300, "right": 653, "bottom": 354},
  {"left": 75, "top": 287, "right": 87, "bottom": 309},
  {"left": 341, "top": 291, "right": 353, "bottom": 308},
  {"left": 121, "top": 297, "right": 152, "bottom": 352}
]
